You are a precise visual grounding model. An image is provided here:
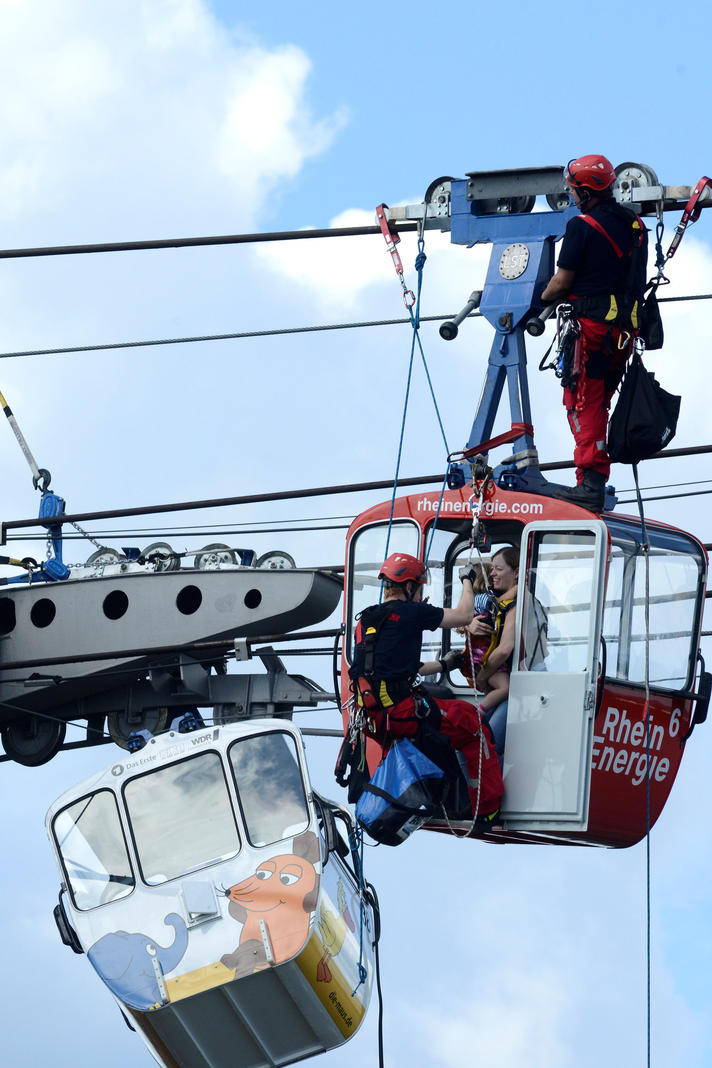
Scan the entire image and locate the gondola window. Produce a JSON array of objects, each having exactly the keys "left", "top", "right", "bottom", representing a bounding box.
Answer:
[
  {"left": 229, "top": 731, "right": 310, "bottom": 847},
  {"left": 519, "top": 531, "right": 597, "bottom": 674},
  {"left": 347, "top": 521, "right": 419, "bottom": 656},
  {"left": 603, "top": 522, "right": 705, "bottom": 691},
  {"left": 124, "top": 752, "right": 240, "bottom": 885},
  {"left": 53, "top": 790, "right": 134, "bottom": 911}
]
